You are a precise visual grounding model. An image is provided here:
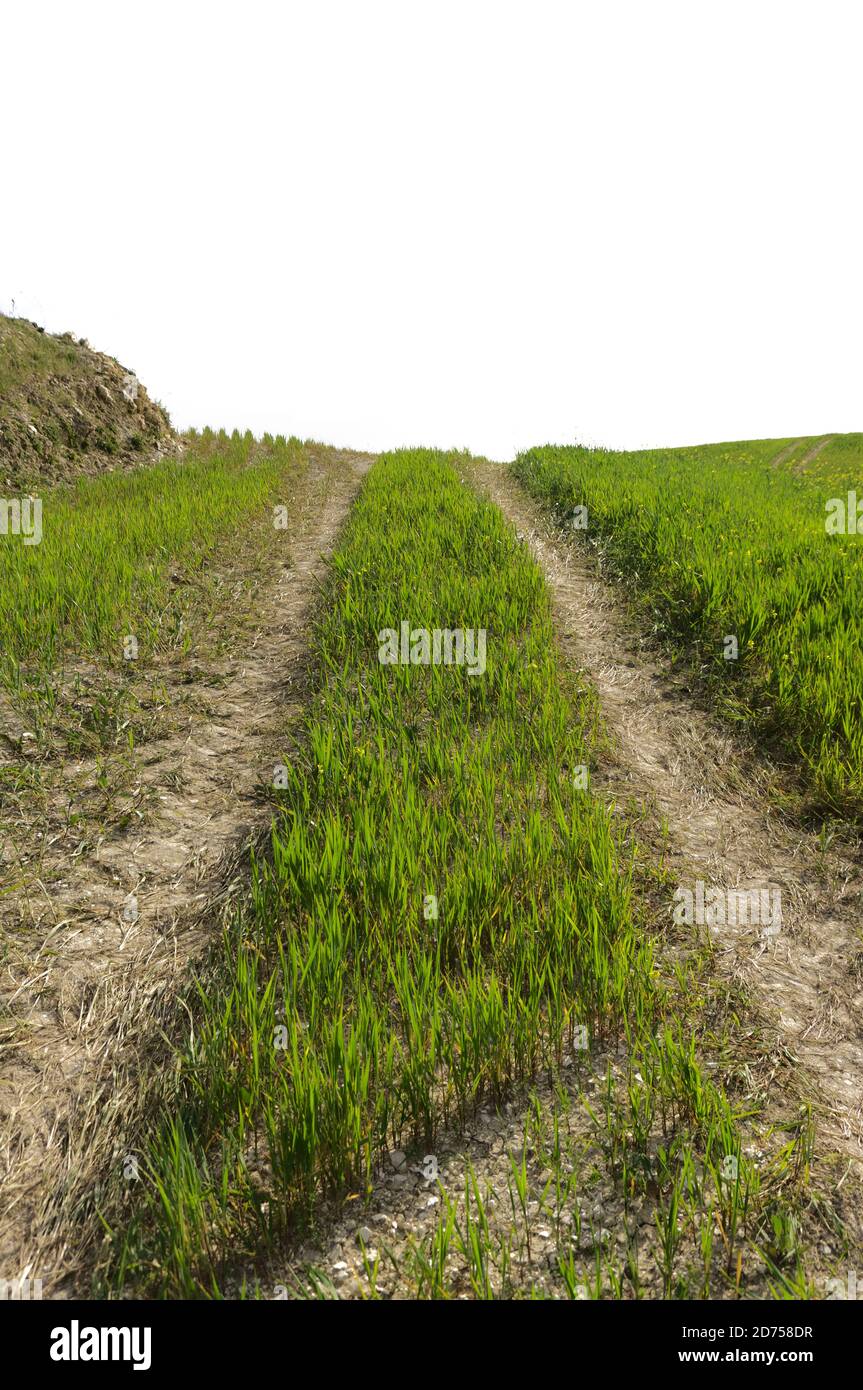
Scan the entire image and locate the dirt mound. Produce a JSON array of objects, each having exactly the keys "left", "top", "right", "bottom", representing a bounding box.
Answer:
[{"left": 0, "top": 314, "right": 176, "bottom": 492}]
